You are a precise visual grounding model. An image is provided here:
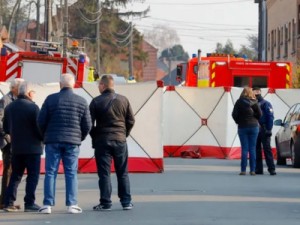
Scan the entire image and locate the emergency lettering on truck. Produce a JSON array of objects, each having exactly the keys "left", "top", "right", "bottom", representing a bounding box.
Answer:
[{"left": 176, "top": 49, "right": 292, "bottom": 89}]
